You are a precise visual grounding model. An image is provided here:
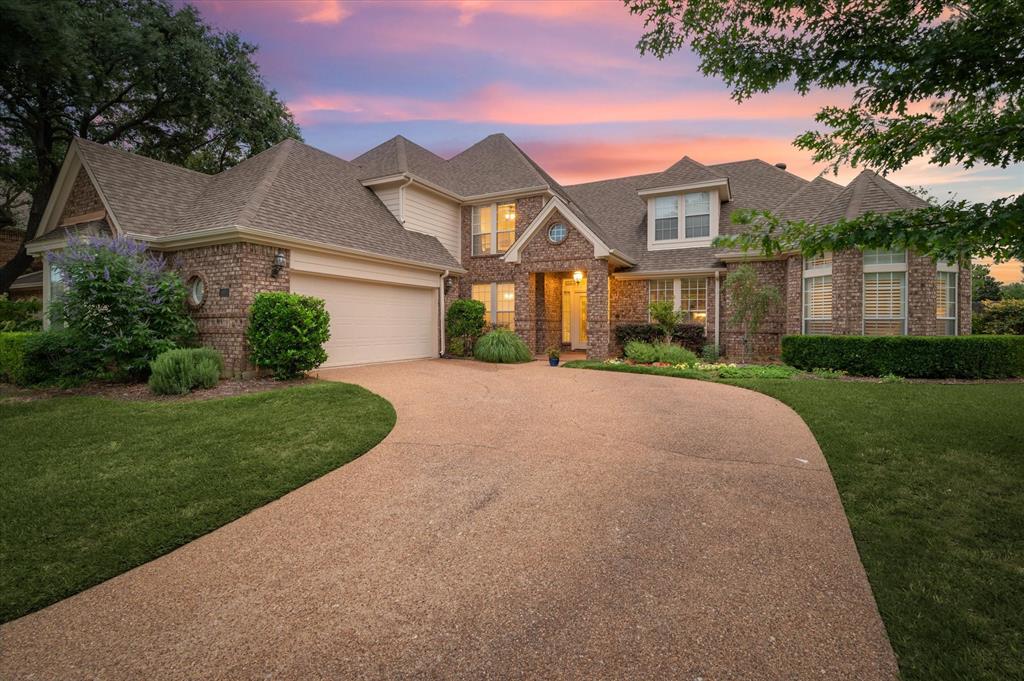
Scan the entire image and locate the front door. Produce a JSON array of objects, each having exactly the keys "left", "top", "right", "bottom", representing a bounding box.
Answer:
[{"left": 570, "top": 290, "right": 588, "bottom": 349}]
